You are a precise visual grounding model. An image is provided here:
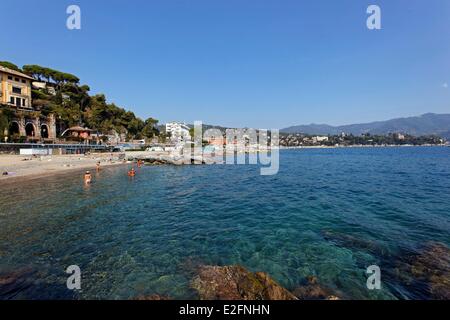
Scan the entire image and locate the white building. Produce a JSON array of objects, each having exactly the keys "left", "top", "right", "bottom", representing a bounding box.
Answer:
[
  {"left": 395, "top": 133, "right": 405, "bottom": 140},
  {"left": 165, "top": 121, "right": 191, "bottom": 143},
  {"left": 312, "top": 136, "right": 329, "bottom": 143}
]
